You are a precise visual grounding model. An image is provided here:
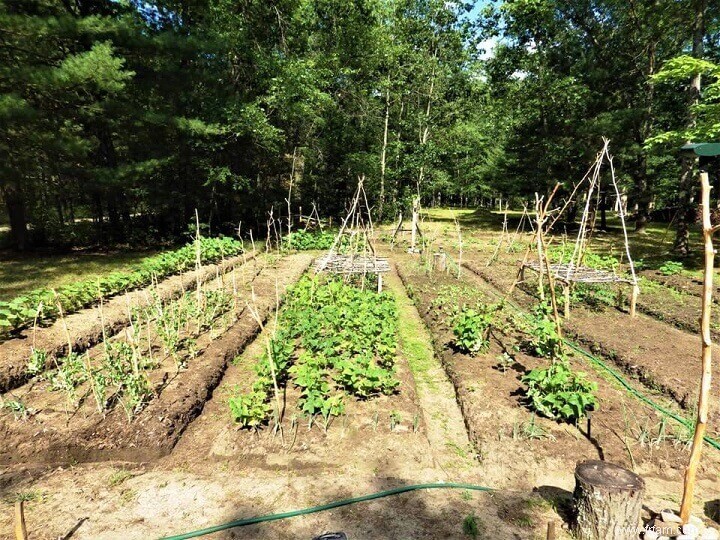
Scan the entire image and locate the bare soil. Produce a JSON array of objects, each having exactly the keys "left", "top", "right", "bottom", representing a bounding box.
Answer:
[
  {"left": 462, "top": 257, "right": 720, "bottom": 433},
  {"left": 0, "top": 252, "right": 257, "bottom": 394},
  {"left": 394, "top": 251, "right": 720, "bottom": 531},
  {"left": 0, "top": 261, "right": 557, "bottom": 540},
  {"left": 0, "top": 254, "right": 311, "bottom": 466}
]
